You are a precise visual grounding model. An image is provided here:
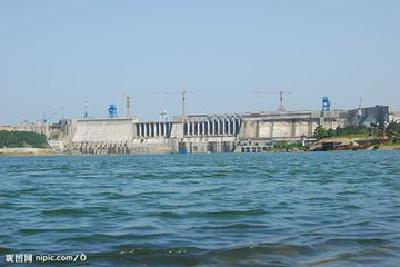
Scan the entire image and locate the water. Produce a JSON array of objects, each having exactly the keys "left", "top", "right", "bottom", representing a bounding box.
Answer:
[{"left": 1, "top": 151, "right": 400, "bottom": 266}]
